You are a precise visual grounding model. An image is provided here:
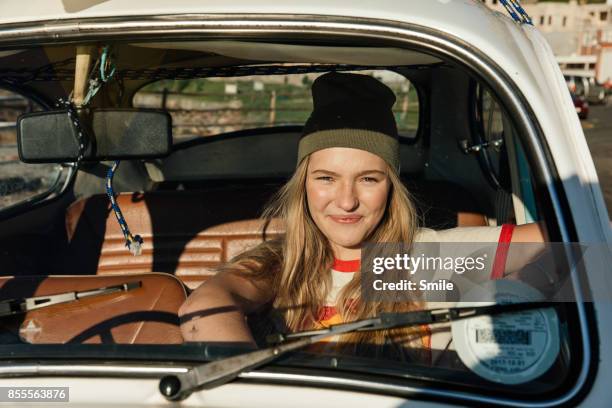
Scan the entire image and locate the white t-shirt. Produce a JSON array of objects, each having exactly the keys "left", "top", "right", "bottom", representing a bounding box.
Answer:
[{"left": 314, "top": 225, "right": 515, "bottom": 362}]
